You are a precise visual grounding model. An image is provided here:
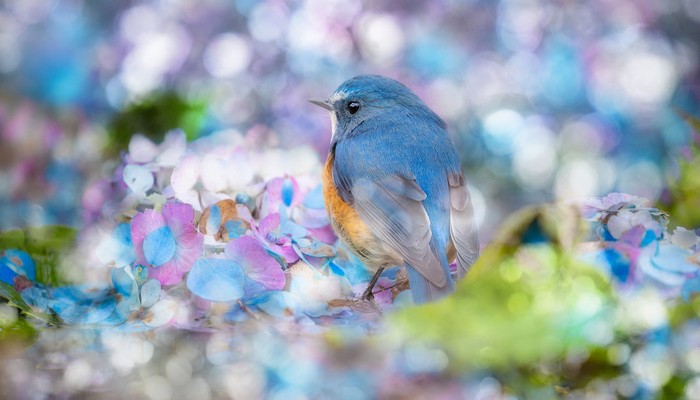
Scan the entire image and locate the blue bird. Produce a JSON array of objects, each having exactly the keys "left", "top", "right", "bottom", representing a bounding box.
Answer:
[{"left": 311, "top": 75, "right": 480, "bottom": 304}]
